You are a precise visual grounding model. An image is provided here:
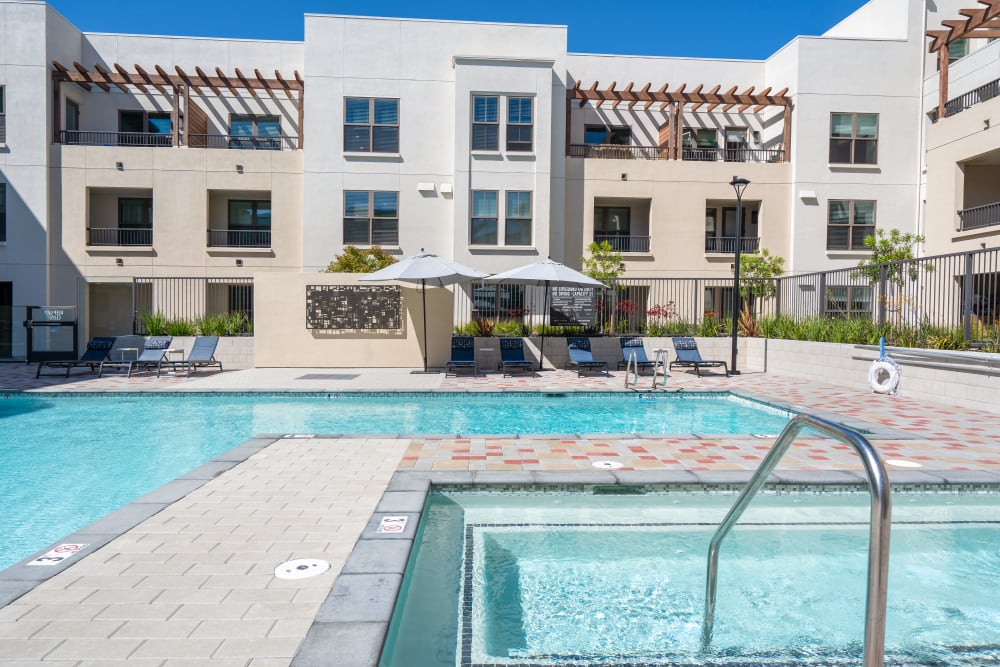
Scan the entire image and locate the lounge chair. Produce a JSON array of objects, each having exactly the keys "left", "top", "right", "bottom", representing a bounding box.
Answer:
[
  {"left": 157, "top": 336, "right": 223, "bottom": 377},
  {"left": 565, "top": 336, "right": 608, "bottom": 376},
  {"left": 445, "top": 335, "right": 478, "bottom": 376},
  {"left": 99, "top": 335, "right": 173, "bottom": 377},
  {"left": 617, "top": 336, "right": 657, "bottom": 372},
  {"left": 669, "top": 337, "right": 729, "bottom": 377},
  {"left": 36, "top": 336, "right": 117, "bottom": 378},
  {"left": 499, "top": 337, "right": 535, "bottom": 376}
]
